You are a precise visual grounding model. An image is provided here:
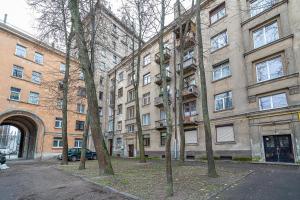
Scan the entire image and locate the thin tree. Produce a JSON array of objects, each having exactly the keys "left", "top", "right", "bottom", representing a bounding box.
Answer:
[
  {"left": 69, "top": 0, "right": 114, "bottom": 175},
  {"left": 195, "top": 0, "right": 217, "bottom": 177}
]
